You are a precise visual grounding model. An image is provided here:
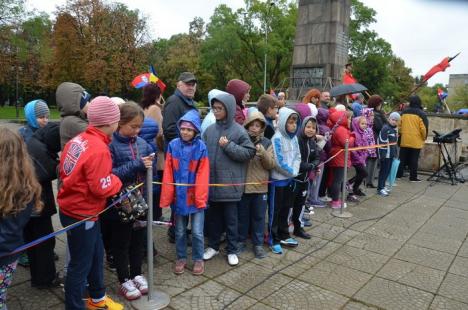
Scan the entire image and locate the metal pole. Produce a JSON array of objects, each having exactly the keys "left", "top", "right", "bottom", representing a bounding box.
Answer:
[
  {"left": 146, "top": 167, "right": 154, "bottom": 299},
  {"left": 131, "top": 168, "right": 170, "bottom": 309},
  {"left": 263, "top": 20, "right": 268, "bottom": 94},
  {"left": 263, "top": 2, "right": 275, "bottom": 94},
  {"left": 15, "top": 51, "right": 19, "bottom": 120},
  {"left": 341, "top": 140, "right": 349, "bottom": 213},
  {"left": 332, "top": 139, "right": 353, "bottom": 218}
]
